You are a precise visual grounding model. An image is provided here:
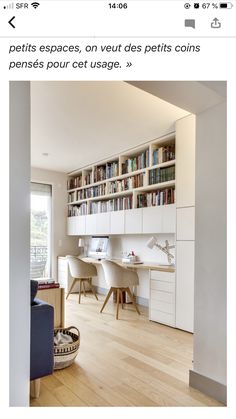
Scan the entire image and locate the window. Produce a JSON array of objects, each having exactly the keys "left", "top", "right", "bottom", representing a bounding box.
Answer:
[{"left": 30, "top": 182, "right": 52, "bottom": 279}]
